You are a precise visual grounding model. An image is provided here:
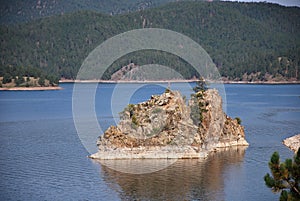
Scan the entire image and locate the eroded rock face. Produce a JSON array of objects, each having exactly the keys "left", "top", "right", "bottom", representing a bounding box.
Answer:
[
  {"left": 191, "top": 89, "right": 248, "bottom": 150},
  {"left": 90, "top": 89, "right": 248, "bottom": 159}
]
